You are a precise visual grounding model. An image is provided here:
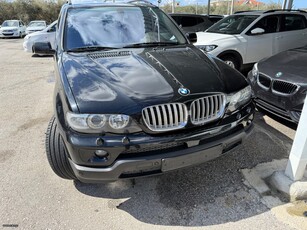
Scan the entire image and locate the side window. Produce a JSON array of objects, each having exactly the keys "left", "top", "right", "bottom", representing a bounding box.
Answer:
[
  {"left": 49, "top": 24, "right": 57, "bottom": 32},
  {"left": 196, "top": 17, "right": 205, "bottom": 24},
  {"left": 181, "top": 17, "right": 198, "bottom": 27},
  {"left": 209, "top": 17, "right": 222, "bottom": 24},
  {"left": 171, "top": 16, "right": 181, "bottom": 25},
  {"left": 281, "top": 14, "right": 307, "bottom": 31},
  {"left": 248, "top": 15, "right": 279, "bottom": 34}
]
